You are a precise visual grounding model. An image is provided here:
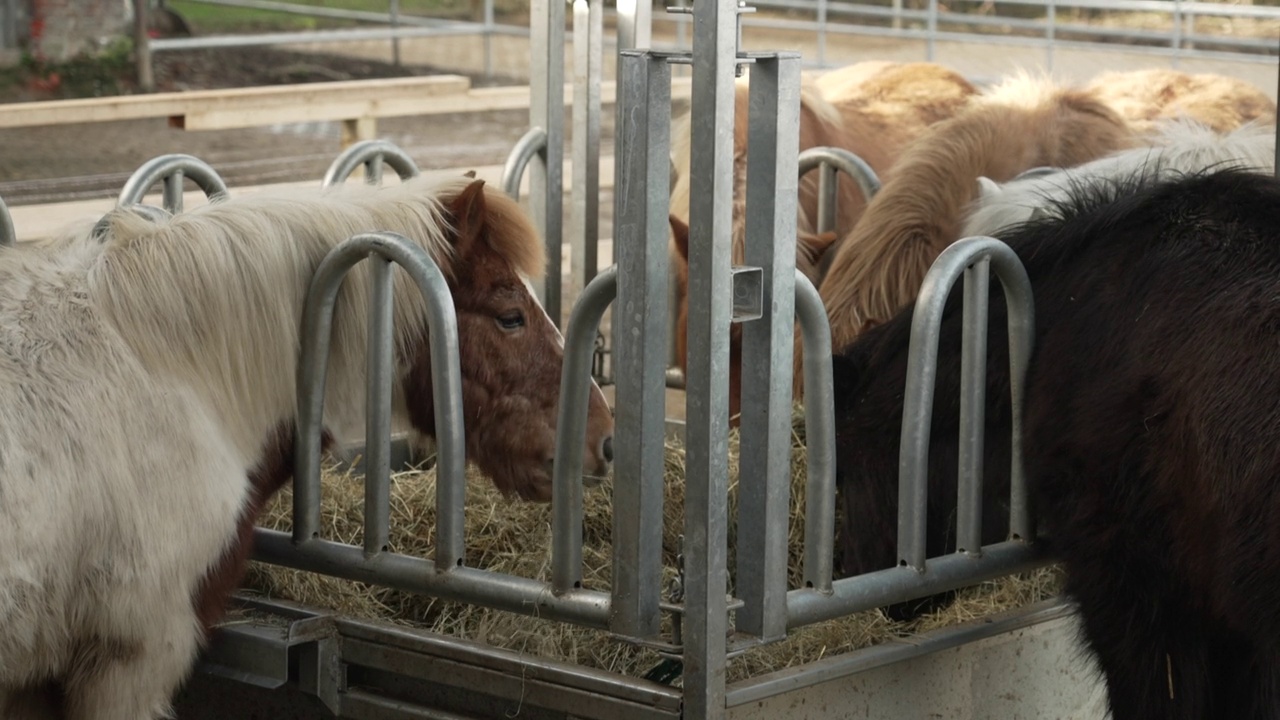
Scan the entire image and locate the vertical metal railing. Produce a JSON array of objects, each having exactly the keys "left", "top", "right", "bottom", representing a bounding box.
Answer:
[
  {"left": 786, "top": 236, "right": 1042, "bottom": 629},
  {"left": 797, "top": 146, "right": 882, "bottom": 236},
  {"left": 322, "top": 140, "right": 421, "bottom": 188},
  {"left": 734, "top": 52, "right": 802, "bottom": 644},
  {"left": 116, "top": 154, "right": 230, "bottom": 215},
  {"left": 682, "top": 0, "right": 743, "bottom": 708},
  {"left": 611, "top": 50, "right": 673, "bottom": 641},
  {"left": 528, "top": 0, "right": 565, "bottom": 327},
  {"left": 0, "top": 194, "right": 15, "bottom": 247}
]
